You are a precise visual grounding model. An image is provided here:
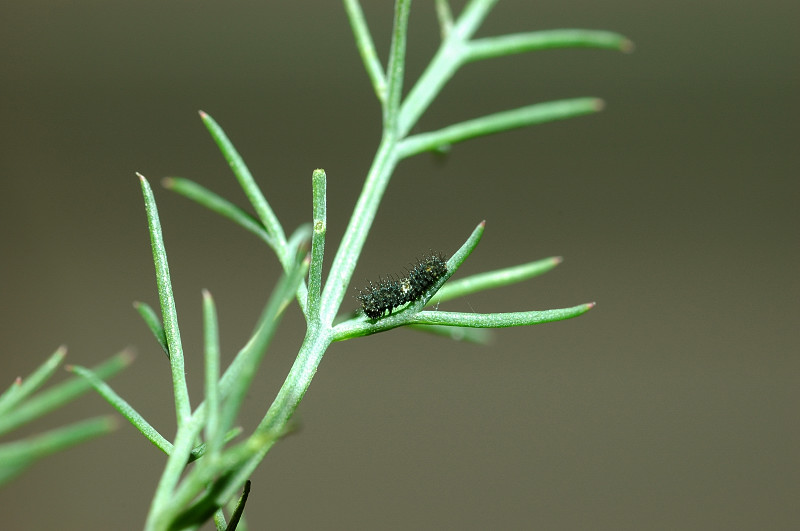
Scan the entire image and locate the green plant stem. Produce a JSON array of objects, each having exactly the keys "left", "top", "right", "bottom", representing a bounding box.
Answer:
[
  {"left": 398, "top": 98, "right": 603, "bottom": 157},
  {"left": 68, "top": 364, "right": 174, "bottom": 456},
  {"left": 199, "top": 111, "right": 287, "bottom": 252},
  {"left": 383, "top": 0, "right": 411, "bottom": 128},
  {"left": 138, "top": 173, "right": 192, "bottom": 428},
  {"left": 464, "top": 29, "right": 633, "bottom": 61},
  {"left": 343, "top": 0, "right": 386, "bottom": 103},
  {"left": 430, "top": 255, "right": 563, "bottom": 304},
  {"left": 202, "top": 290, "right": 222, "bottom": 457},
  {"left": 307, "top": 169, "right": 327, "bottom": 321}
]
